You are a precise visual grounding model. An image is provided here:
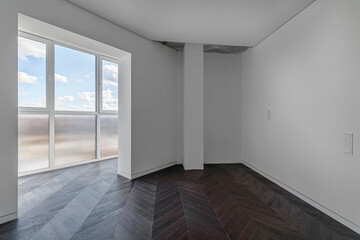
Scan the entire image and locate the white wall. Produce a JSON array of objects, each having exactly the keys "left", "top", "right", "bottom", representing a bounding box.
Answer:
[
  {"left": 0, "top": 0, "right": 18, "bottom": 224},
  {"left": 183, "top": 43, "right": 204, "bottom": 169},
  {"left": 239, "top": 0, "right": 360, "bottom": 232},
  {"left": 0, "top": 0, "right": 178, "bottom": 221},
  {"left": 204, "top": 53, "right": 242, "bottom": 164}
]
